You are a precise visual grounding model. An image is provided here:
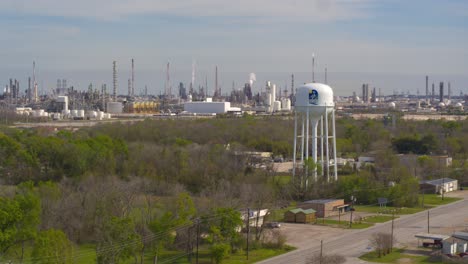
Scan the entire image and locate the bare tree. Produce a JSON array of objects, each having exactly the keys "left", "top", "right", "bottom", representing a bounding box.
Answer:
[{"left": 369, "top": 232, "right": 394, "bottom": 257}]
